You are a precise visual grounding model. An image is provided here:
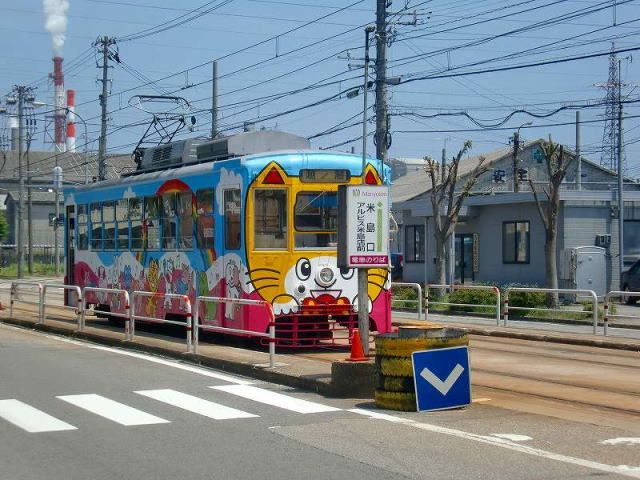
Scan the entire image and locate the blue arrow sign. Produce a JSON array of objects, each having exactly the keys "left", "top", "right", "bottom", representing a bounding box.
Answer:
[{"left": 411, "top": 346, "right": 471, "bottom": 412}]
